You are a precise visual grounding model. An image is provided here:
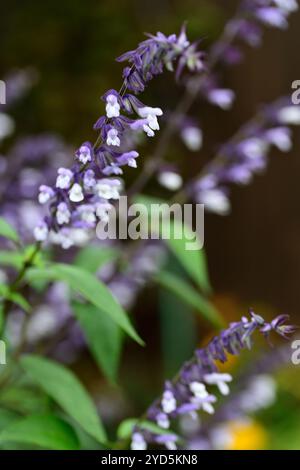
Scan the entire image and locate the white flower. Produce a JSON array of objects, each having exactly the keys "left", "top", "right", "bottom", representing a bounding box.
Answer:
[
  {"left": 138, "top": 106, "right": 163, "bottom": 136},
  {"left": 204, "top": 372, "right": 232, "bottom": 396},
  {"left": 143, "top": 124, "right": 155, "bottom": 137},
  {"left": 274, "top": 0, "right": 298, "bottom": 12},
  {"left": 181, "top": 126, "right": 203, "bottom": 151},
  {"left": 189, "top": 382, "right": 216, "bottom": 414},
  {"left": 69, "top": 228, "right": 90, "bottom": 246},
  {"left": 0, "top": 112, "right": 15, "bottom": 140},
  {"left": 265, "top": 127, "right": 292, "bottom": 152},
  {"left": 77, "top": 204, "right": 96, "bottom": 225},
  {"left": 147, "top": 114, "right": 160, "bottom": 131},
  {"left": 58, "top": 231, "right": 74, "bottom": 249},
  {"left": 38, "top": 185, "right": 55, "bottom": 204},
  {"left": 239, "top": 375, "right": 276, "bottom": 412},
  {"left": 69, "top": 183, "right": 84, "bottom": 202},
  {"left": 276, "top": 0, "right": 298, "bottom": 11},
  {"left": 208, "top": 89, "right": 235, "bottom": 110},
  {"left": 239, "top": 138, "right": 269, "bottom": 159},
  {"left": 77, "top": 144, "right": 92, "bottom": 164},
  {"left": 161, "top": 390, "right": 176, "bottom": 414},
  {"left": 278, "top": 106, "right": 300, "bottom": 124},
  {"left": 95, "top": 201, "right": 113, "bottom": 222},
  {"left": 106, "top": 128, "right": 120, "bottom": 146},
  {"left": 131, "top": 432, "right": 147, "bottom": 451},
  {"left": 128, "top": 158, "right": 137, "bottom": 168},
  {"left": 95, "top": 179, "right": 121, "bottom": 200},
  {"left": 156, "top": 413, "right": 170, "bottom": 429},
  {"left": 33, "top": 222, "right": 48, "bottom": 242},
  {"left": 190, "top": 381, "right": 209, "bottom": 399},
  {"left": 165, "top": 440, "right": 177, "bottom": 451},
  {"left": 138, "top": 106, "right": 163, "bottom": 119},
  {"left": 106, "top": 94, "right": 120, "bottom": 118},
  {"left": 56, "top": 168, "right": 73, "bottom": 189},
  {"left": 201, "top": 189, "right": 230, "bottom": 215},
  {"left": 201, "top": 400, "right": 216, "bottom": 415},
  {"left": 210, "top": 424, "right": 234, "bottom": 450},
  {"left": 83, "top": 169, "right": 96, "bottom": 189},
  {"left": 256, "top": 7, "right": 288, "bottom": 29},
  {"left": 56, "top": 202, "right": 71, "bottom": 225},
  {"left": 158, "top": 171, "right": 182, "bottom": 190}
]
